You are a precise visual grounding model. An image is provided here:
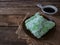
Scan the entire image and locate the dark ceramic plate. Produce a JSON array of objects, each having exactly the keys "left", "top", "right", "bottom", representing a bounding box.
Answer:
[{"left": 22, "top": 15, "right": 56, "bottom": 40}]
